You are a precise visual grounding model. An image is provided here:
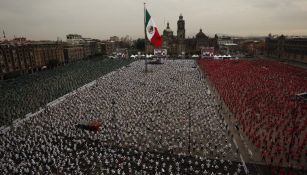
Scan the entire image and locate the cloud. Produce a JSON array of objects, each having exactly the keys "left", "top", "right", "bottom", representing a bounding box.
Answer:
[
  {"left": 0, "top": 0, "right": 306, "bottom": 40},
  {"left": 250, "top": 0, "right": 306, "bottom": 8}
]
